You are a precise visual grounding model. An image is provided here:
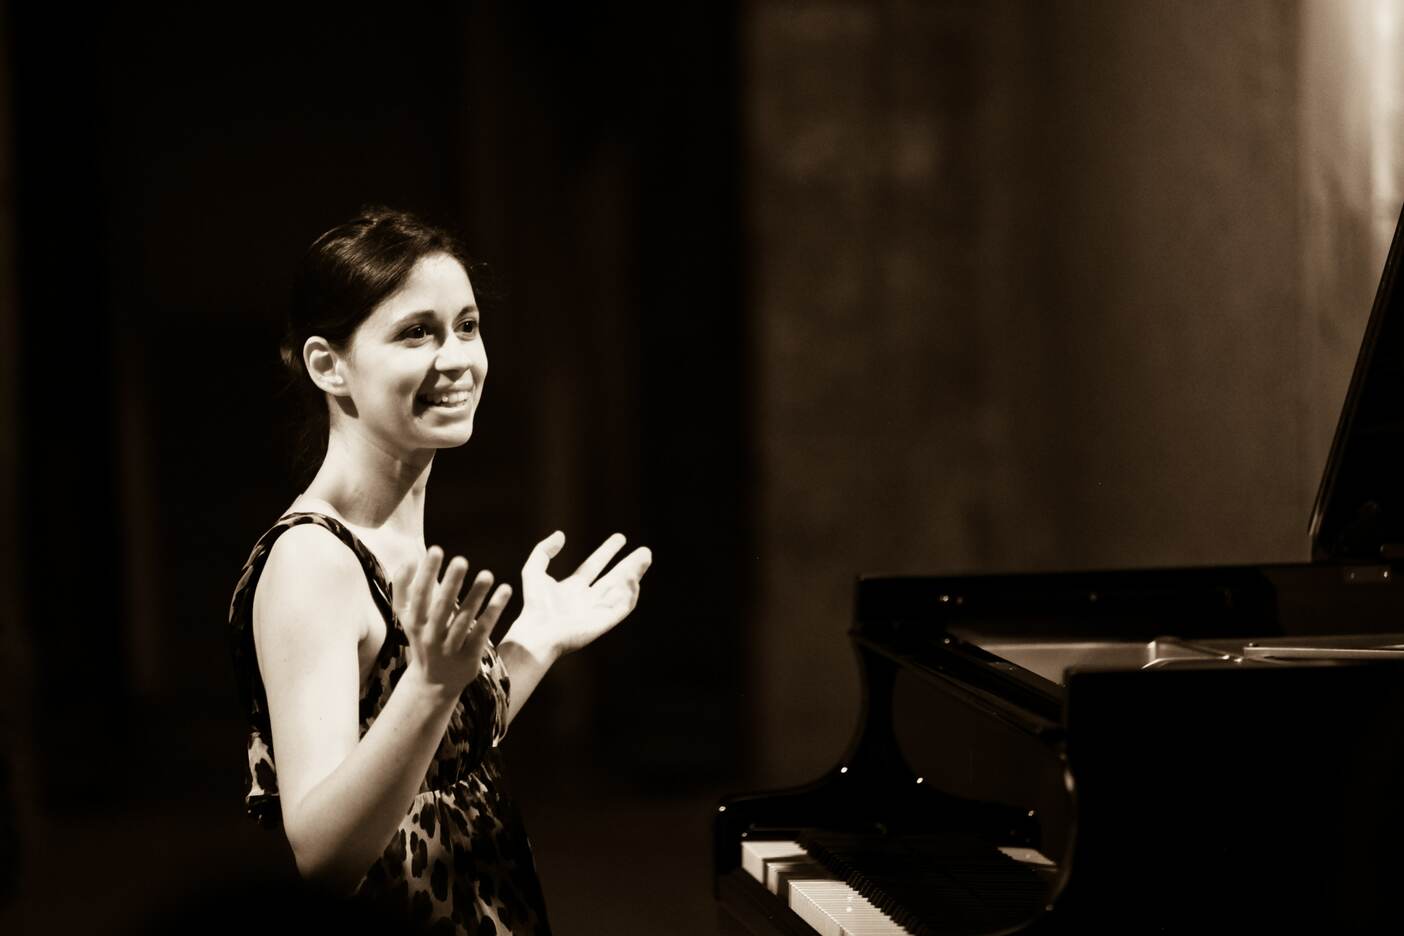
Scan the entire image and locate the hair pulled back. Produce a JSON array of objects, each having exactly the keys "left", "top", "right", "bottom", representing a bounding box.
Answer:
[{"left": 281, "top": 206, "right": 478, "bottom": 475}]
